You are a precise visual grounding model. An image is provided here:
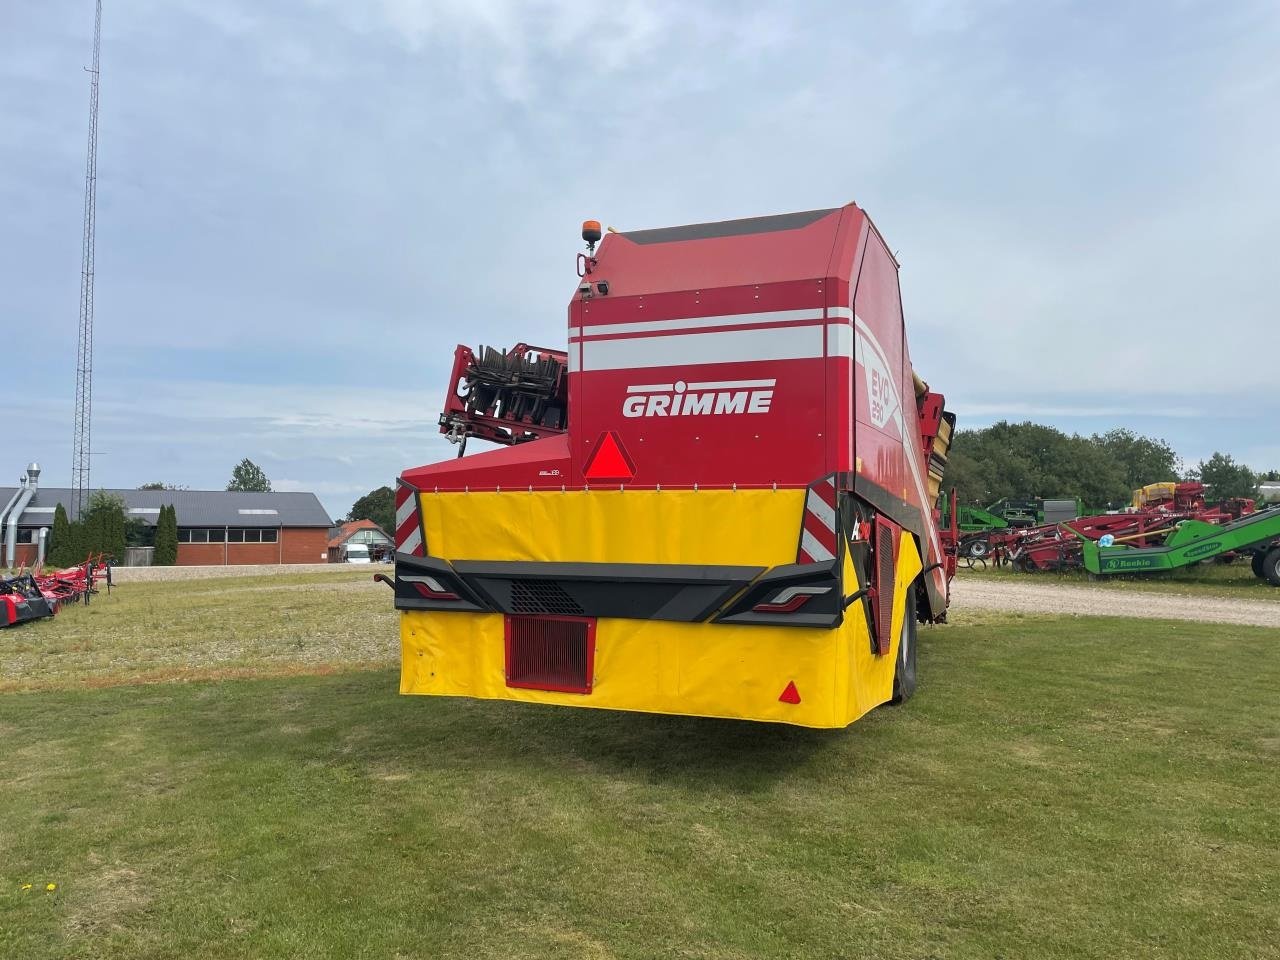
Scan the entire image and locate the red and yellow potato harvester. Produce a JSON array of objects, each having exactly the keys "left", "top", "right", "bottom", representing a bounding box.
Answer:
[{"left": 391, "top": 204, "right": 956, "bottom": 728}]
